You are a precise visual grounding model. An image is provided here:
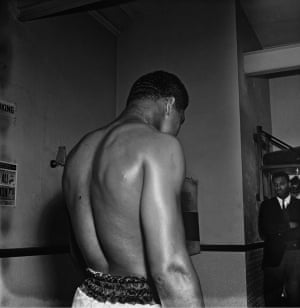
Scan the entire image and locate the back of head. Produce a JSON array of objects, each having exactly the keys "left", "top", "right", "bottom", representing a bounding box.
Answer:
[{"left": 126, "top": 70, "right": 189, "bottom": 111}]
